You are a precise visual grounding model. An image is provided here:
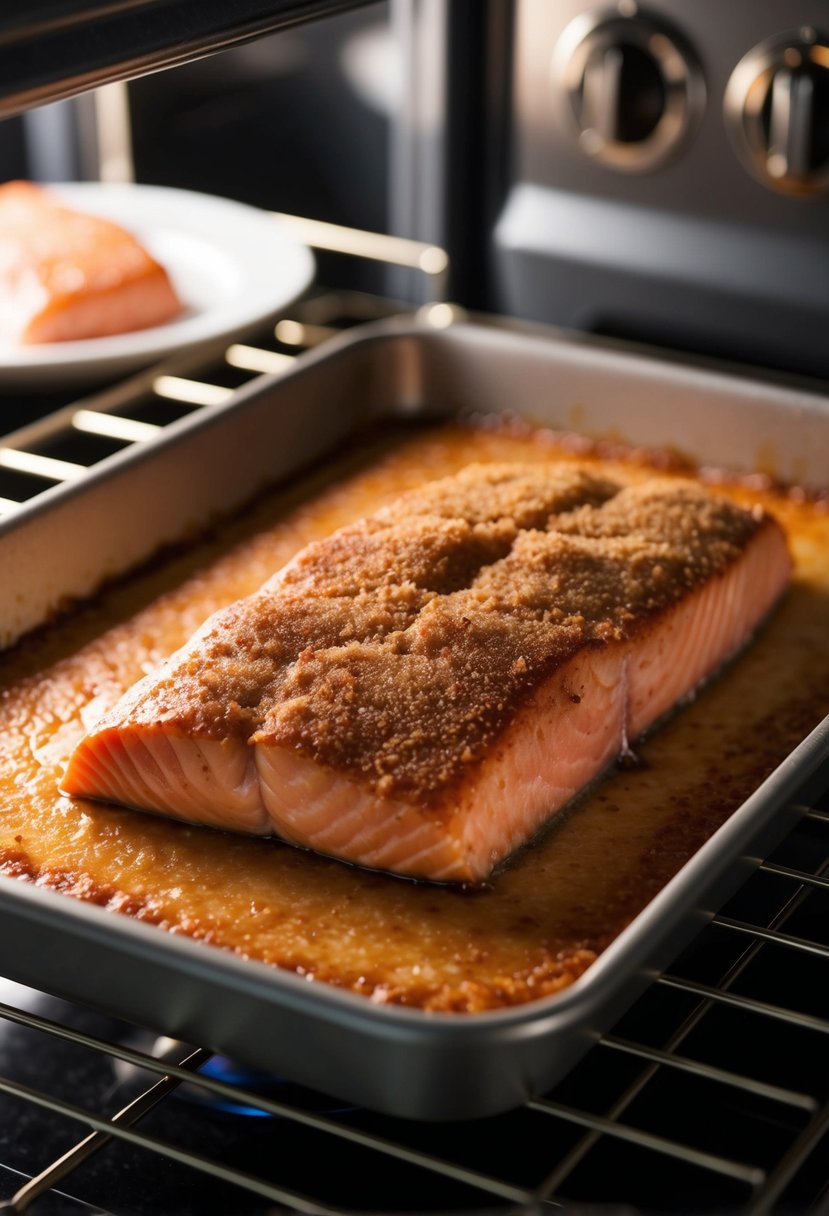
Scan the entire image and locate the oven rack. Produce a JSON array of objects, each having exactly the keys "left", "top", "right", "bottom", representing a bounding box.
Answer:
[
  {"left": 0, "top": 211, "right": 450, "bottom": 524},
  {"left": 1, "top": 219, "right": 827, "bottom": 1214},
  {"left": 0, "top": 281, "right": 399, "bottom": 514},
  {"left": 0, "top": 795, "right": 826, "bottom": 1215},
  {"left": 0, "top": 213, "right": 453, "bottom": 650}
]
